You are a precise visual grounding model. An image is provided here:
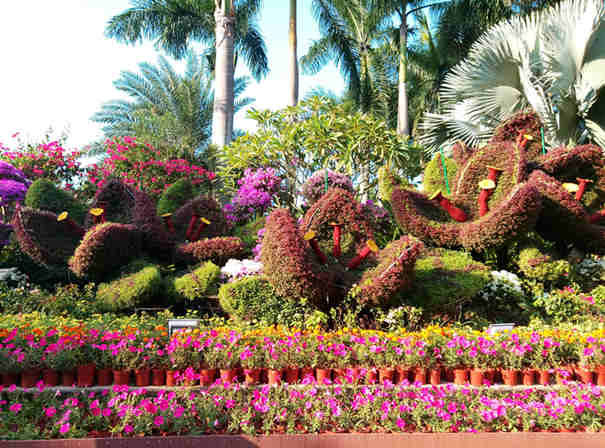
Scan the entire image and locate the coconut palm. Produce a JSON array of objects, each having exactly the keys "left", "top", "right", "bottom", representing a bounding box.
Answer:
[
  {"left": 105, "top": 0, "right": 268, "bottom": 148},
  {"left": 419, "top": 0, "right": 605, "bottom": 153},
  {"left": 91, "top": 51, "right": 253, "bottom": 163}
]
